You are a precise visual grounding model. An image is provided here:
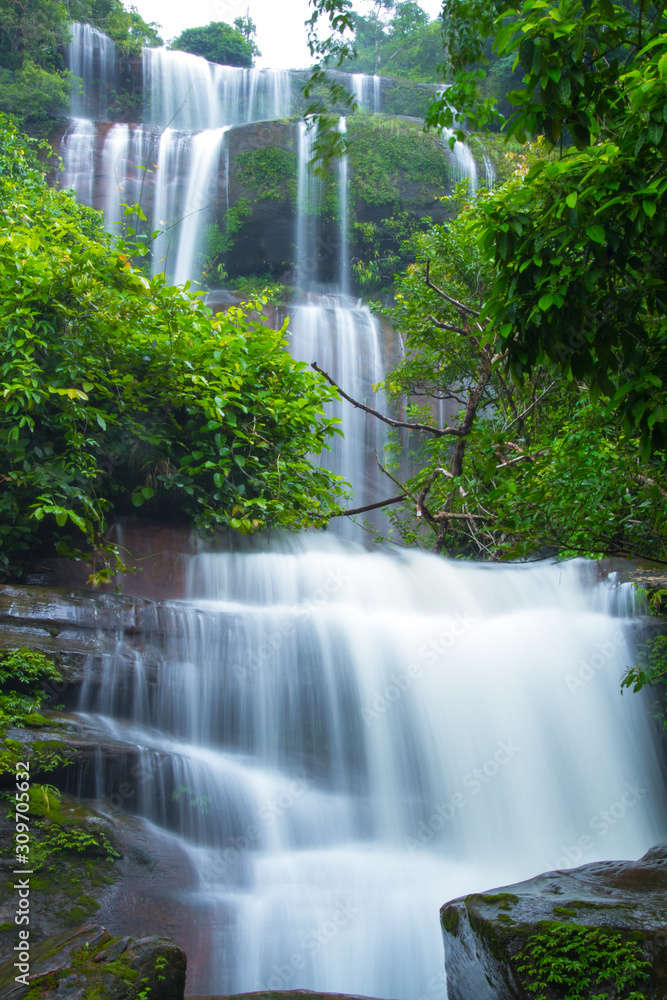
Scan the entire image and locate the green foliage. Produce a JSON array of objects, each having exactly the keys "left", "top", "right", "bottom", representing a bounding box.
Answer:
[
  {"left": 0, "top": 0, "right": 69, "bottom": 72},
  {"left": 341, "top": 2, "right": 444, "bottom": 82},
  {"left": 67, "top": 0, "right": 162, "bottom": 52},
  {"left": 0, "top": 648, "right": 61, "bottom": 728},
  {"left": 517, "top": 923, "right": 649, "bottom": 1000},
  {"left": 170, "top": 21, "right": 256, "bottom": 68},
  {"left": 431, "top": 1, "right": 667, "bottom": 454},
  {"left": 352, "top": 212, "right": 429, "bottom": 291},
  {"left": 36, "top": 822, "right": 119, "bottom": 863},
  {"left": 236, "top": 148, "right": 298, "bottom": 205},
  {"left": 0, "top": 0, "right": 160, "bottom": 117},
  {"left": 348, "top": 116, "right": 450, "bottom": 209},
  {"left": 0, "top": 118, "right": 343, "bottom": 580},
  {"left": 622, "top": 634, "right": 667, "bottom": 733},
  {"left": 0, "top": 59, "right": 71, "bottom": 118},
  {"left": 381, "top": 182, "right": 667, "bottom": 562}
]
